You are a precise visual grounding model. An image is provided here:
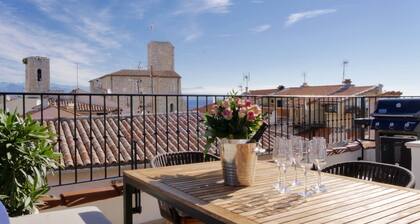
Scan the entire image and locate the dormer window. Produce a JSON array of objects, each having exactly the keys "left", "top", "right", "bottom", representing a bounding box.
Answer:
[{"left": 37, "top": 69, "right": 42, "bottom": 81}]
